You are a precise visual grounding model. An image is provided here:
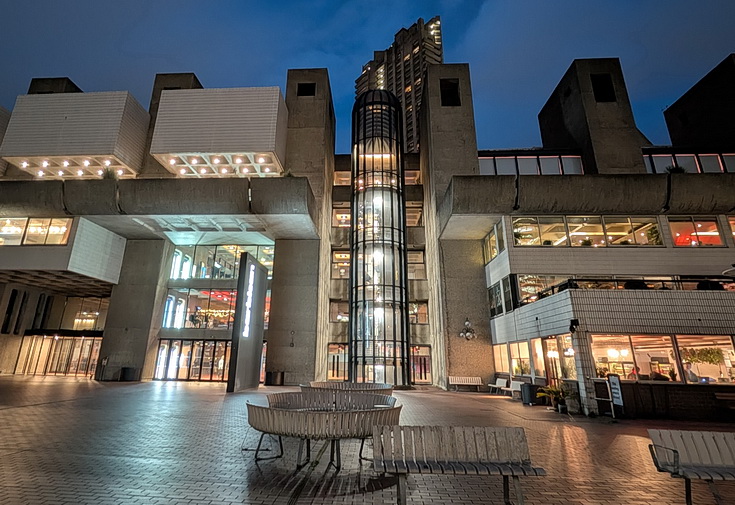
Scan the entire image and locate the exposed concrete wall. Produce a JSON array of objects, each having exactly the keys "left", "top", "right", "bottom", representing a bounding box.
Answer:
[
  {"left": 539, "top": 58, "right": 650, "bottom": 174},
  {"left": 665, "top": 54, "right": 735, "bottom": 149},
  {"left": 284, "top": 69, "right": 335, "bottom": 380},
  {"left": 99, "top": 239, "right": 172, "bottom": 380},
  {"left": 266, "top": 239, "right": 320, "bottom": 385}
]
